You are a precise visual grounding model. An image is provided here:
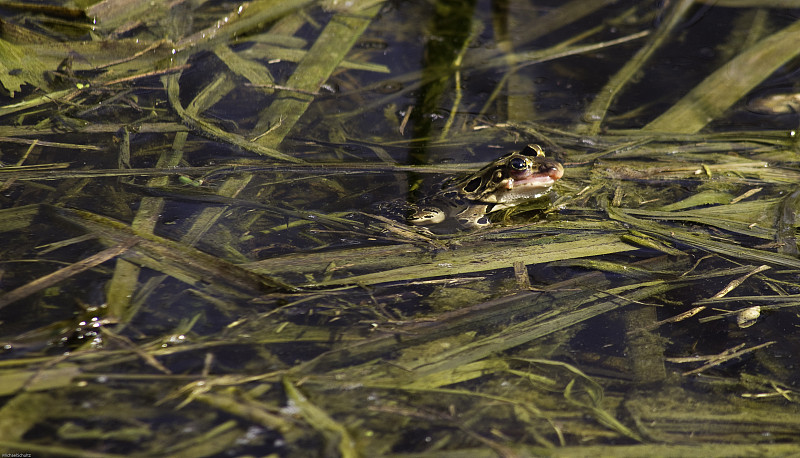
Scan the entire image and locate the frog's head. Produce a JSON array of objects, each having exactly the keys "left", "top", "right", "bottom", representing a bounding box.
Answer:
[{"left": 459, "top": 144, "right": 563, "bottom": 204}]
